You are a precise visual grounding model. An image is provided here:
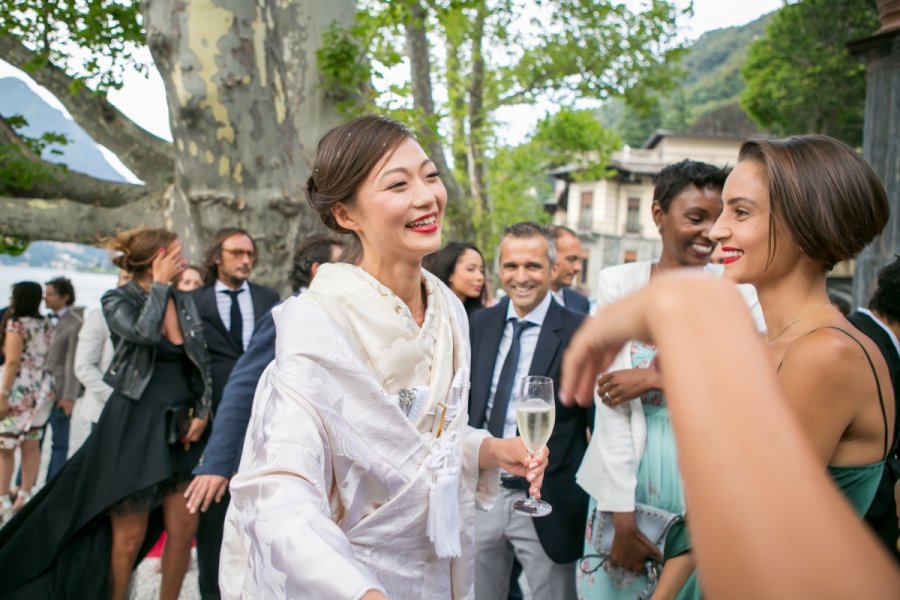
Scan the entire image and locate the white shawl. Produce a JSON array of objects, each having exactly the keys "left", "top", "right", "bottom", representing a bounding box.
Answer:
[{"left": 220, "top": 264, "right": 499, "bottom": 599}]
